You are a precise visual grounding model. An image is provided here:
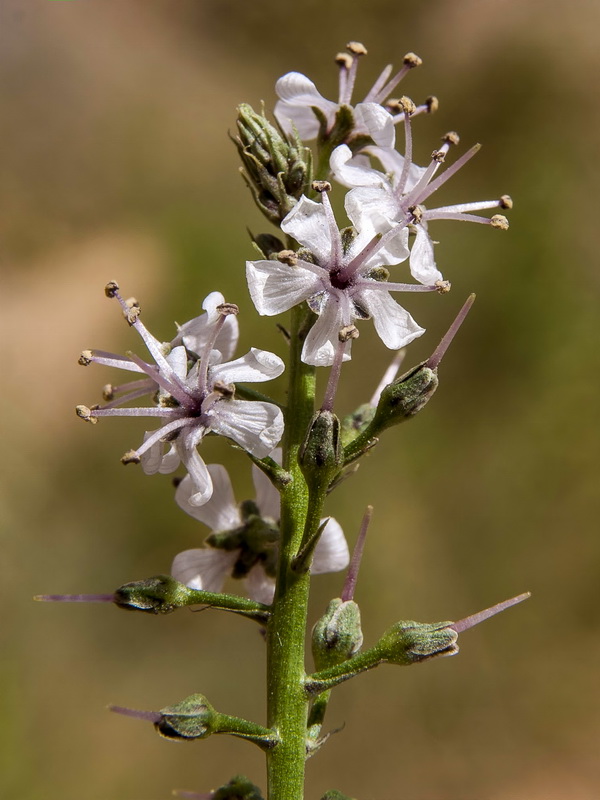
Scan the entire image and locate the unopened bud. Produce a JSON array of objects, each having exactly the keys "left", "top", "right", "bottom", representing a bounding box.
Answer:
[
  {"left": 212, "top": 776, "right": 264, "bottom": 800},
  {"left": 299, "top": 410, "right": 343, "bottom": 493},
  {"left": 377, "top": 620, "right": 458, "bottom": 665},
  {"left": 312, "top": 598, "right": 363, "bottom": 671},
  {"left": 155, "top": 694, "right": 219, "bottom": 741}
]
